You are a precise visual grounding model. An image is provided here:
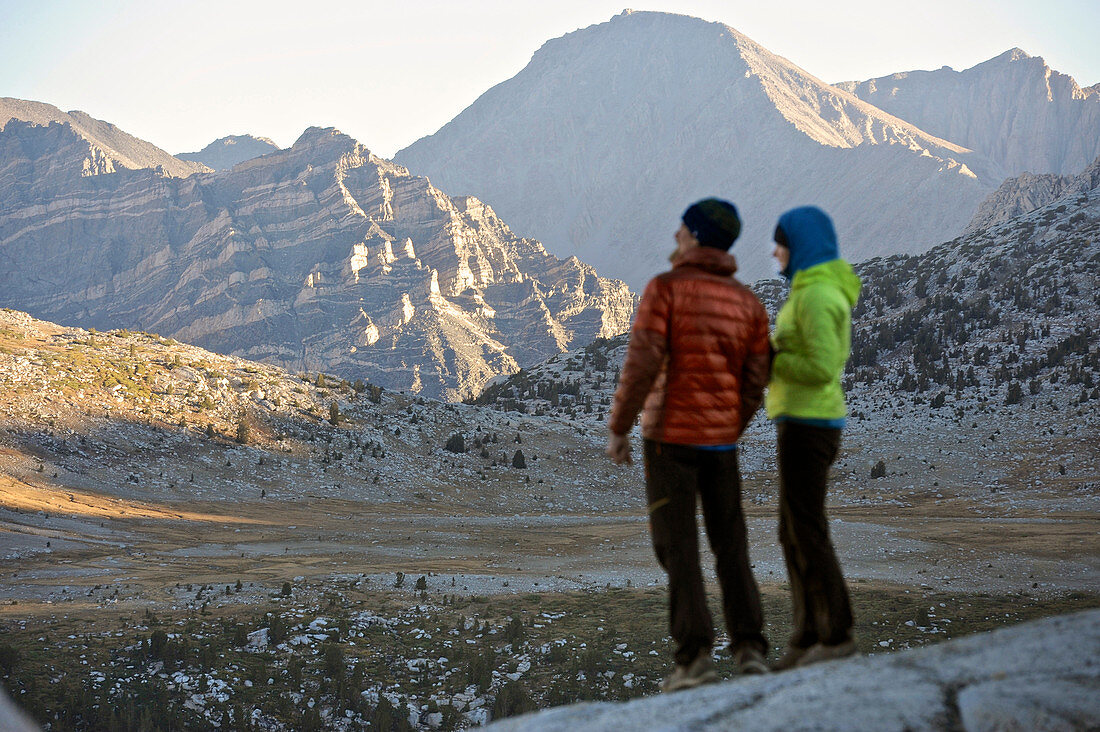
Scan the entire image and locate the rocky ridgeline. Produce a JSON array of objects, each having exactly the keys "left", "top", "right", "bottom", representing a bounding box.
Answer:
[
  {"left": 467, "top": 335, "right": 626, "bottom": 427},
  {"left": 837, "top": 49, "right": 1100, "bottom": 178},
  {"left": 840, "top": 167, "right": 1100, "bottom": 417},
  {"left": 966, "top": 154, "right": 1100, "bottom": 233},
  {"left": 472, "top": 168, "right": 1100, "bottom": 439},
  {"left": 0, "top": 120, "right": 634, "bottom": 400},
  {"left": 0, "top": 308, "right": 356, "bottom": 445}
]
